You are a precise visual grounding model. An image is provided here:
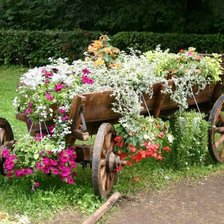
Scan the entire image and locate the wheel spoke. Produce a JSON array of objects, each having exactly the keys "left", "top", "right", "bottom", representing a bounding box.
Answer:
[
  {"left": 215, "top": 134, "right": 224, "bottom": 148},
  {"left": 0, "top": 128, "right": 5, "bottom": 145},
  {"left": 100, "top": 168, "right": 107, "bottom": 192},
  {"left": 215, "top": 127, "right": 224, "bottom": 133},
  {"left": 220, "top": 147, "right": 224, "bottom": 158},
  {"left": 105, "top": 132, "right": 113, "bottom": 151},
  {"left": 218, "top": 113, "right": 224, "bottom": 124}
]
